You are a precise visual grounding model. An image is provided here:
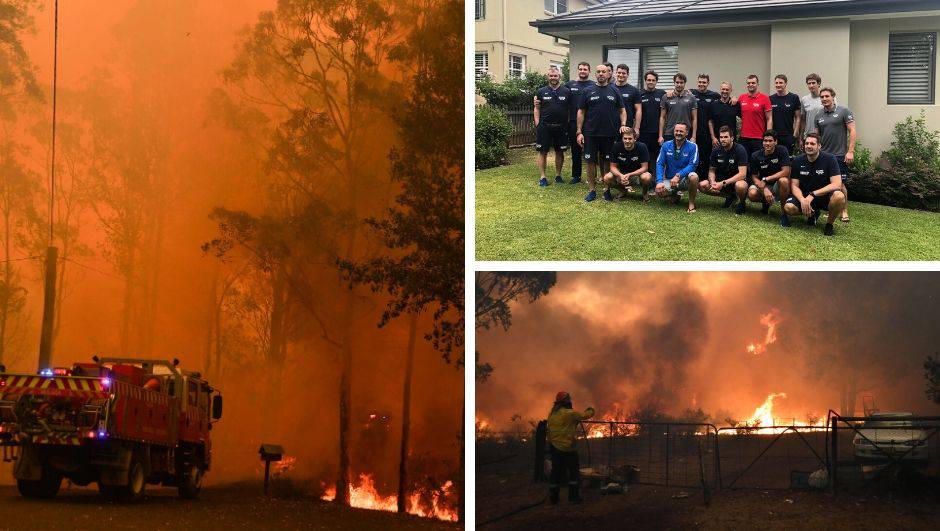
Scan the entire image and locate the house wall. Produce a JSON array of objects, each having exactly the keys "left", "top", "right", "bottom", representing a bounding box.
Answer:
[
  {"left": 566, "top": 14, "right": 940, "bottom": 154},
  {"left": 476, "top": 0, "right": 596, "bottom": 81},
  {"left": 850, "top": 16, "right": 940, "bottom": 154},
  {"left": 569, "top": 26, "right": 771, "bottom": 93}
]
